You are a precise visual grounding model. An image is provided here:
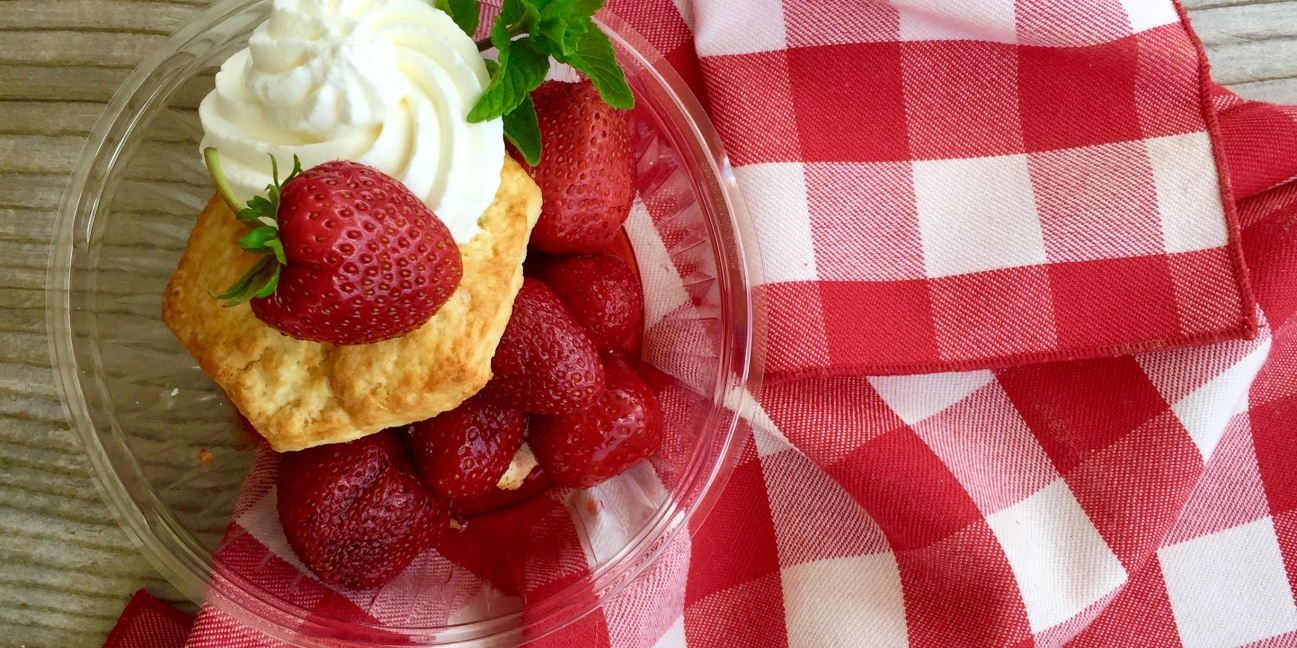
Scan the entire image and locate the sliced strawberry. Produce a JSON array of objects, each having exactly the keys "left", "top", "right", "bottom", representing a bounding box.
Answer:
[
  {"left": 524, "top": 80, "right": 636, "bottom": 254},
  {"left": 276, "top": 431, "right": 448, "bottom": 589},
  {"left": 530, "top": 353, "right": 664, "bottom": 487},
  {"left": 406, "top": 397, "right": 527, "bottom": 501},
  {"left": 537, "top": 252, "right": 644, "bottom": 354},
  {"left": 479, "top": 278, "right": 605, "bottom": 414}
]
